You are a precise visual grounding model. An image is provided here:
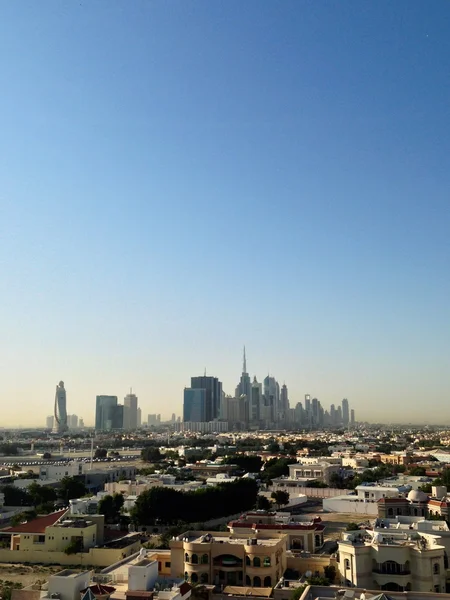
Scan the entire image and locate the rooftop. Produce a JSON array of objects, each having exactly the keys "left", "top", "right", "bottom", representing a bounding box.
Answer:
[
  {"left": 3, "top": 509, "right": 68, "bottom": 534},
  {"left": 178, "top": 532, "right": 280, "bottom": 546}
]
